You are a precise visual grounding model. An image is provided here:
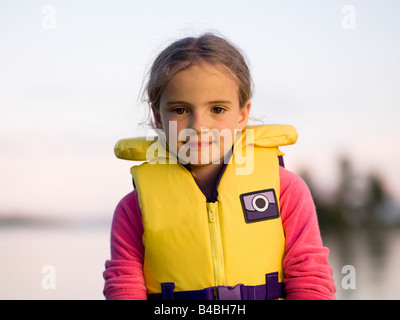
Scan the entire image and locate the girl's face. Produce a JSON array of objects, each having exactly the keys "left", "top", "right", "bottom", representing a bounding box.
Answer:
[{"left": 153, "top": 62, "right": 251, "bottom": 166}]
